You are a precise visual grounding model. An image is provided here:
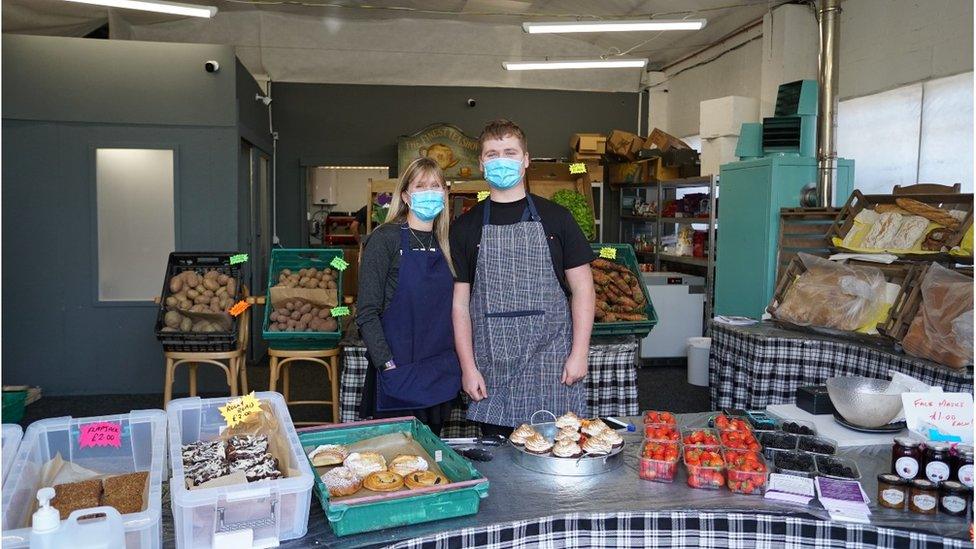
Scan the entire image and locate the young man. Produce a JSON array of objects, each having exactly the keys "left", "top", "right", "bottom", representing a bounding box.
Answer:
[{"left": 451, "top": 119, "right": 596, "bottom": 437}]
